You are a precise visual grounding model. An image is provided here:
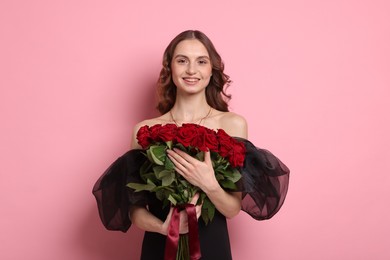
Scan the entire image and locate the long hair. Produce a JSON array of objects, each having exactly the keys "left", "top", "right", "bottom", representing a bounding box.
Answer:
[{"left": 156, "top": 30, "right": 232, "bottom": 114}]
